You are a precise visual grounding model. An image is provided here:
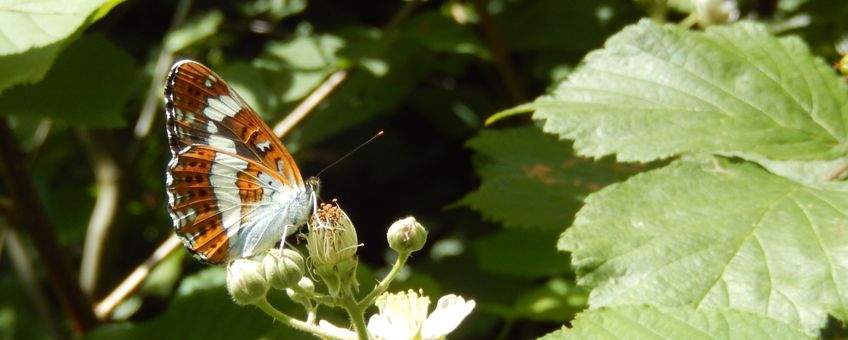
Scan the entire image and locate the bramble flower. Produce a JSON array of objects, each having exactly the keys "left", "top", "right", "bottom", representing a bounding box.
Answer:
[{"left": 367, "top": 290, "right": 476, "bottom": 340}]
